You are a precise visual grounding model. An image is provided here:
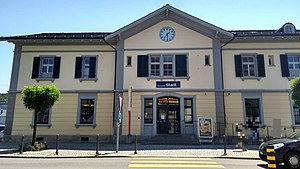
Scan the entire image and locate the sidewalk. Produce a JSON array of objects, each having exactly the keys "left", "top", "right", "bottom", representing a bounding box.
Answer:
[{"left": 0, "top": 142, "right": 260, "bottom": 159}]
